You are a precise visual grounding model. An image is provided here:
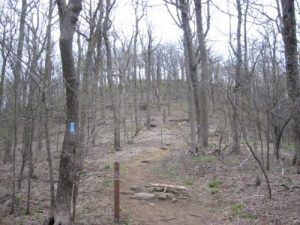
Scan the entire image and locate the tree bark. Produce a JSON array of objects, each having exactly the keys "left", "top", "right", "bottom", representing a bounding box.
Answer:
[
  {"left": 194, "top": 0, "right": 209, "bottom": 148},
  {"left": 280, "top": 0, "right": 300, "bottom": 173},
  {"left": 132, "top": 2, "right": 144, "bottom": 135},
  {"left": 184, "top": 44, "right": 197, "bottom": 151},
  {"left": 0, "top": 27, "right": 11, "bottom": 111},
  {"left": 11, "top": 0, "right": 27, "bottom": 214},
  {"left": 180, "top": 0, "right": 202, "bottom": 153},
  {"left": 103, "top": 0, "right": 120, "bottom": 151},
  {"left": 146, "top": 29, "right": 153, "bottom": 129},
  {"left": 96, "top": 38, "right": 106, "bottom": 123},
  {"left": 50, "top": 0, "right": 83, "bottom": 224},
  {"left": 43, "top": 0, "right": 55, "bottom": 210},
  {"left": 155, "top": 57, "right": 161, "bottom": 111},
  {"left": 231, "top": 0, "right": 242, "bottom": 154}
]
